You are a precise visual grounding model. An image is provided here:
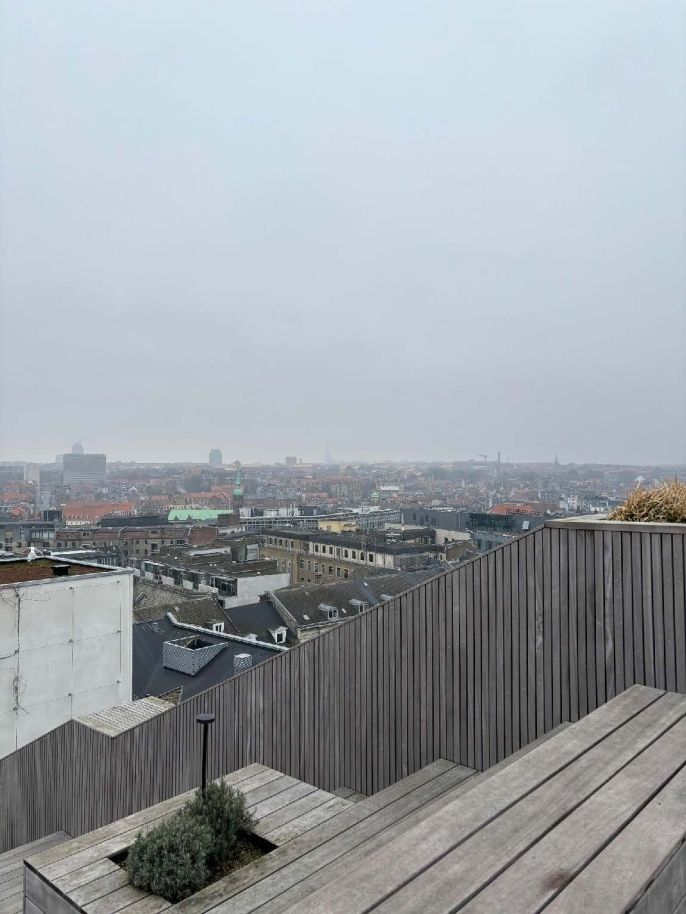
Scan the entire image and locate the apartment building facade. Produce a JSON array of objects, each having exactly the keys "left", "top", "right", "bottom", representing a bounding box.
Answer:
[
  {"left": 55, "top": 524, "right": 218, "bottom": 563},
  {"left": 261, "top": 528, "right": 451, "bottom": 585}
]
